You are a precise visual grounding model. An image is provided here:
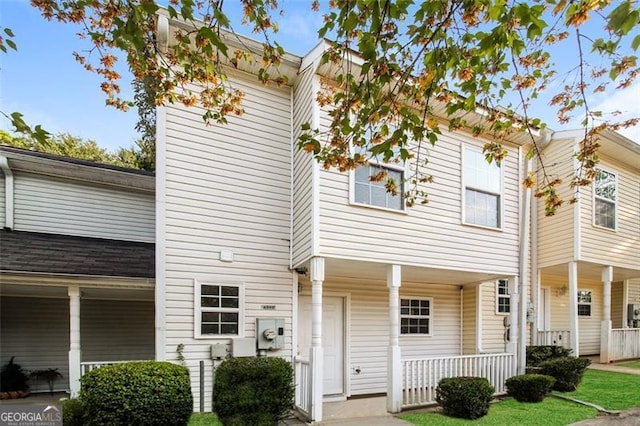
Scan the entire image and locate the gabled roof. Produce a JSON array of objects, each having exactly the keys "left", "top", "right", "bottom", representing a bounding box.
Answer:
[{"left": 0, "top": 230, "right": 155, "bottom": 278}]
